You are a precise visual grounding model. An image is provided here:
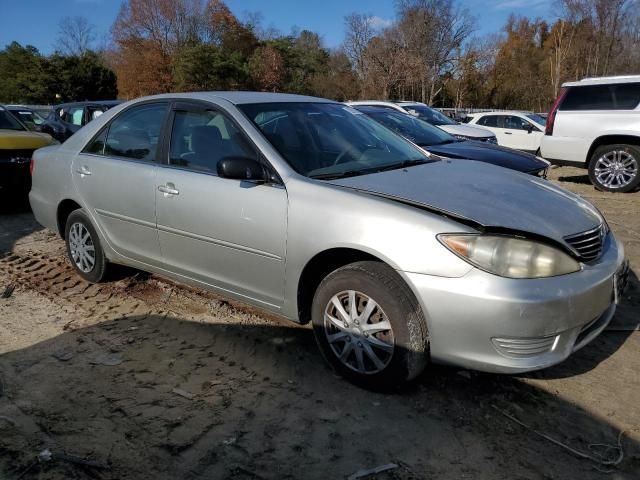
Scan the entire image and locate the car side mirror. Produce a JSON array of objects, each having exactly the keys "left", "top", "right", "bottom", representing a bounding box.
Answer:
[
  {"left": 526, "top": 124, "right": 534, "bottom": 134},
  {"left": 217, "top": 156, "right": 268, "bottom": 182}
]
